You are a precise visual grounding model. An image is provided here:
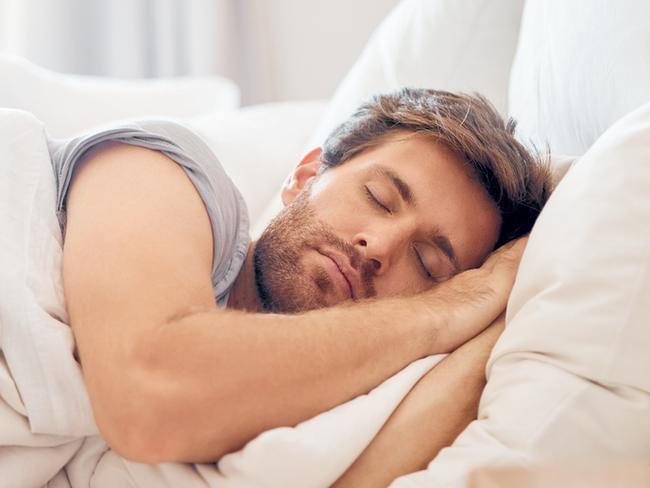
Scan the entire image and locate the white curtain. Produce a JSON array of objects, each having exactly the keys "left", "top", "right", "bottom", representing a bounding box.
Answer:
[{"left": 0, "top": 0, "right": 272, "bottom": 103}]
